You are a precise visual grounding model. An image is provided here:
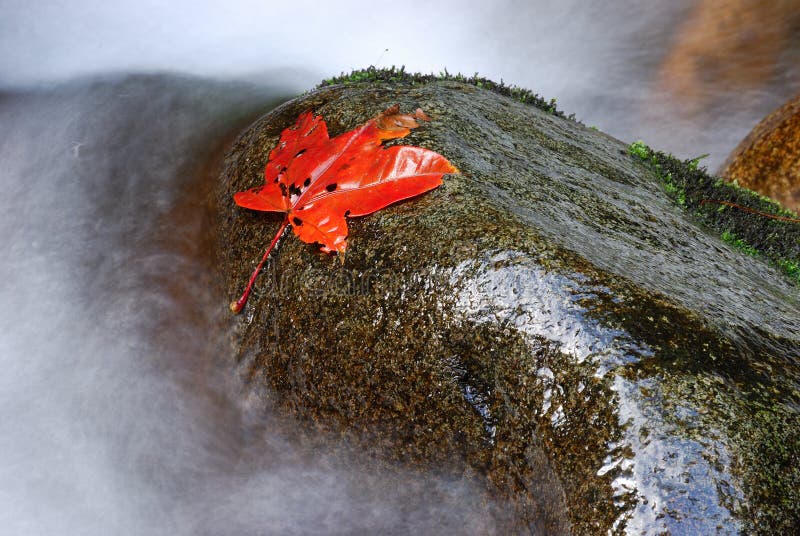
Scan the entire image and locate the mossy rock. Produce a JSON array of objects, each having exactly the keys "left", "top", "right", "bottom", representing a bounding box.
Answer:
[
  {"left": 721, "top": 93, "right": 800, "bottom": 212},
  {"left": 214, "top": 77, "right": 800, "bottom": 535}
]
